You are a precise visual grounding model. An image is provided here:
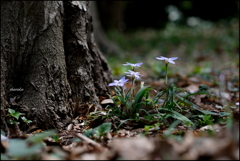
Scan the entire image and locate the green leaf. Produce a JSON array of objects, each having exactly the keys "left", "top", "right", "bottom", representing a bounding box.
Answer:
[
  {"left": 132, "top": 86, "right": 152, "bottom": 112},
  {"left": 8, "top": 108, "right": 15, "bottom": 114},
  {"left": 21, "top": 116, "right": 32, "bottom": 123},
  {"left": 83, "top": 128, "right": 96, "bottom": 137},
  {"left": 176, "top": 95, "right": 219, "bottom": 115},
  {"left": 182, "top": 91, "right": 212, "bottom": 98},
  {"left": 113, "top": 88, "right": 127, "bottom": 106},
  {"left": 8, "top": 119, "right": 20, "bottom": 124},
  {"left": 160, "top": 108, "right": 193, "bottom": 125},
  {"left": 53, "top": 134, "right": 59, "bottom": 142},
  {"left": 114, "top": 87, "right": 125, "bottom": 100},
  {"left": 117, "top": 119, "right": 135, "bottom": 130},
  {"left": 8, "top": 108, "right": 25, "bottom": 120},
  {"left": 107, "top": 96, "right": 122, "bottom": 114},
  {"left": 163, "top": 120, "right": 182, "bottom": 138},
  {"left": 198, "top": 84, "right": 209, "bottom": 92},
  {"left": 95, "top": 122, "right": 112, "bottom": 137},
  {"left": 27, "top": 129, "right": 56, "bottom": 144},
  {"left": 8, "top": 139, "right": 43, "bottom": 158},
  {"left": 152, "top": 91, "right": 166, "bottom": 107},
  {"left": 219, "top": 112, "right": 230, "bottom": 117},
  {"left": 12, "top": 112, "right": 25, "bottom": 120}
]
